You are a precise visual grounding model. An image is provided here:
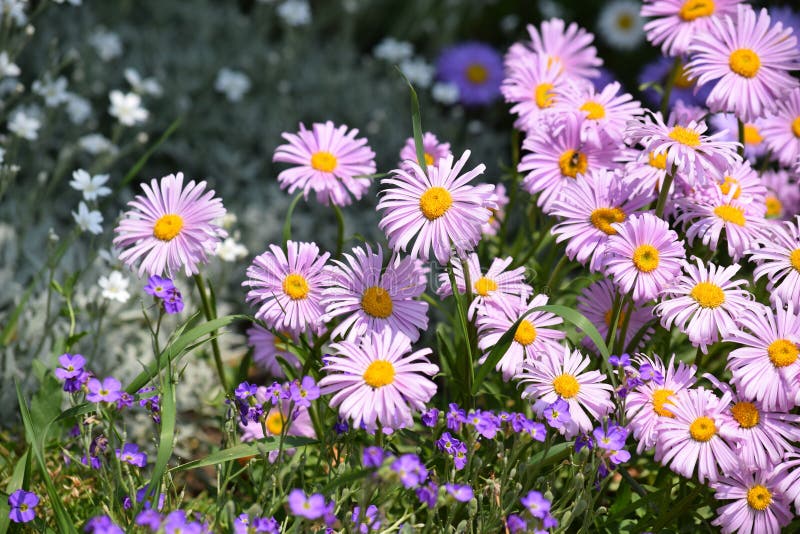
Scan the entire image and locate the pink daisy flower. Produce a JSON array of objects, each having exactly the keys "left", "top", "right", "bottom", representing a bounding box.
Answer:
[
  {"left": 707, "top": 160, "right": 767, "bottom": 207},
  {"left": 760, "top": 87, "right": 800, "bottom": 168},
  {"left": 776, "top": 452, "right": 800, "bottom": 514},
  {"left": 518, "top": 113, "right": 619, "bottom": 213},
  {"left": 619, "top": 146, "right": 670, "bottom": 196},
  {"left": 246, "top": 324, "right": 300, "bottom": 377},
  {"left": 641, "top": 0, "right": 742, "bottom": 57},
  {"left": 604, "top": 213, "right": 686, "bottom": 303},
  {"left": 475, "top": 294, "right": 565, "bottom": 381},
  {"left": 319, "top": 329, "right": 439, "bottom": 432},
  {"left": 655, "top": 258, "right": 752, "bottom": 352},
  {"left": 724, "top": 300, "right": 800, "bottom": 411},
  {"left": 114, "top": 172, "right": 226, "bottom": 277},
  {"left": 625, "top": 354, "right": 697, "bottom": 453},
  {"left": 712, "top": 468, "right": 792, "bottom": 534},
  {"left": 761, "top": 170, "right": 800, "bottom": 221},
  {"left": 687, "top": 5, "right": 800, "bottom": 123},
  {"left": 748, "top": 217, "right": 800, "bottom": 306},
  {"left": 436, "top": 253, "right": 533, "bottom": 320},
  {"left": 273, "top": 121, "right": 377, "bottom": 207},
  {"left": 482, "top": 182, "right": 508, "bottom": 236},
  {"left": 516, "top": 345, "right": 614, "bottom": 436},
  {"left": 398, "top": 132, "right": 452, "bottom": 172},
  {"left": 524, "top": 18, "right": 603, "bottom": 80},
  {"left": 243, "top": 240, "right": 331, "bottom": 334},
  {"left": 654, "top": 387, "right": 738, "bottom": 483},
  {"left": 550, "top": 168, "right": 653, "bottom": 272},
  {"left": 577, "top": 279, "right": 655, "bottom": 354},
  {"left": 501, "top": 51, "right": 565, "bottom": 132},
  {"left": 321, "top": 244, "right": 429, "bottom": 342},
  {"left": 709, "top": 113, "right": 768, "bottom": 163},
  {"left": 377, "top": 151, "right": 497, "bottom": 265}
]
